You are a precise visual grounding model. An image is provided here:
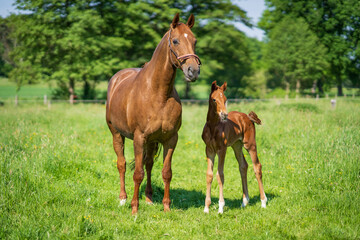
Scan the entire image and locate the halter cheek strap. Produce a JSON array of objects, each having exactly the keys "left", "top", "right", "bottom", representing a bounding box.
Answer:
[{"left": 168, "top": 29, "right": 202, "bottom": 68}]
